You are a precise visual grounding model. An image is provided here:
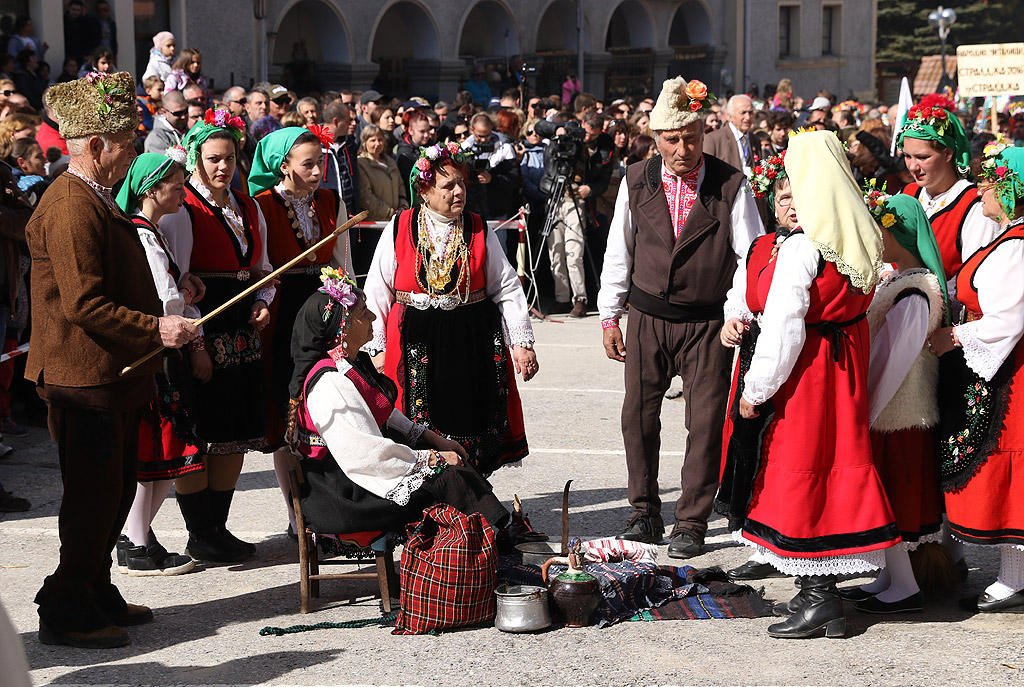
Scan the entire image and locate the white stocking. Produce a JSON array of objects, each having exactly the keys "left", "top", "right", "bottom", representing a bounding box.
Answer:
[
  {"left": 874, "top": 547, "right": 921, "bottom": 603},
  {"left": 125, "top": 483, "right": 151, "bottom": 547},
  {"left": 749, "top": 550, "right": 769, "bottom": 565},
  {"left": 984, "top": 547, "right": 1024, "bottom": 600},
  {"left": 148, "top": 480, "right": 173, "bottom": 533},
  {"left": 273, "top": 449, "right": 297, "bottom": 533},
  {"left": 859, "top": 568, "right": 890, "bottom": 594}
]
